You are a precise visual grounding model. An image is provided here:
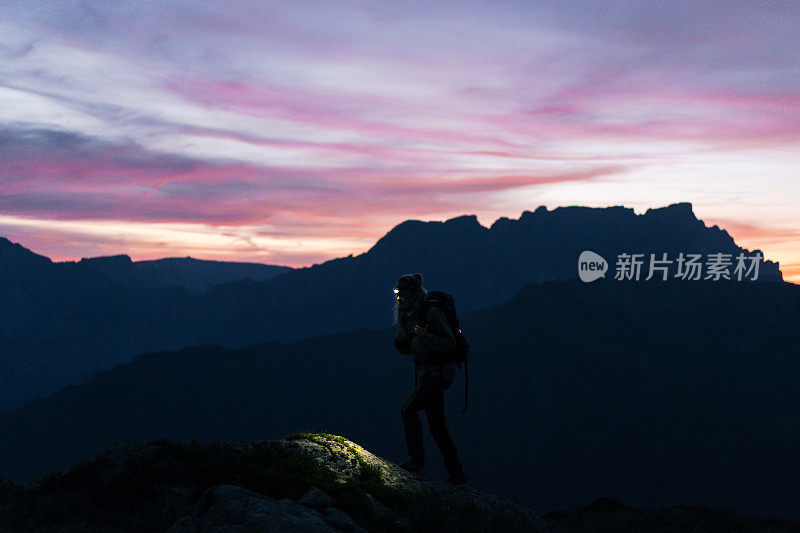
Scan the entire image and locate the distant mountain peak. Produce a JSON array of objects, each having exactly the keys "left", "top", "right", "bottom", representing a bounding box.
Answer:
[
  {"left": 644, "top": 201, "right": 694, "bottom": 215},
  {"left": 0, "top": 237, "right": 52, "bottom": 269},
  {"left": 643, "top": 202, "right": 699, "bottom": 223},
  {"left": 369, "top": 215, "right": 488, "bottom": 254},
  {"left": 490, "top": 202, "right": 708, "bottom": 231},
  {"left": 494, "top": 204, "right": 640, "bottom": 228},
  {"left": 443, "top": 213, "right": 482, "bottom": 227},
  {"left": 363, "top": 202, "right": 781, "bottom": 288},
  {"left": 77, "top": 254, "right": 133, "bottom": 265}
]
